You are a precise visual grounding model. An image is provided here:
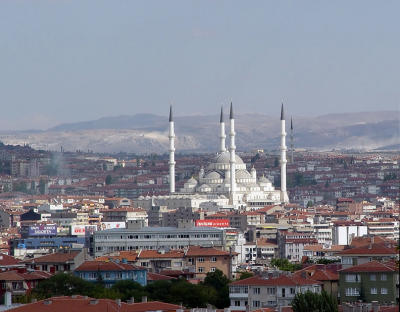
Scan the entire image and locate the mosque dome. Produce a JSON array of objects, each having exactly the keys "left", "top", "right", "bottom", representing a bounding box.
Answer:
[
  {"left": 236, "top": 170, "right": 252, "bottom": 179},
  {"left": 214, "top": 151, "right": 244, "bottom": 164},
  {"left": 205, "top": 171, "right": 221, "bottom": 179},
  {"left": 258, "top": 176, "right": 271, "bottom": 184},
  {"left": 187, "top": 177, "right": 198, "bottom": 184}
]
